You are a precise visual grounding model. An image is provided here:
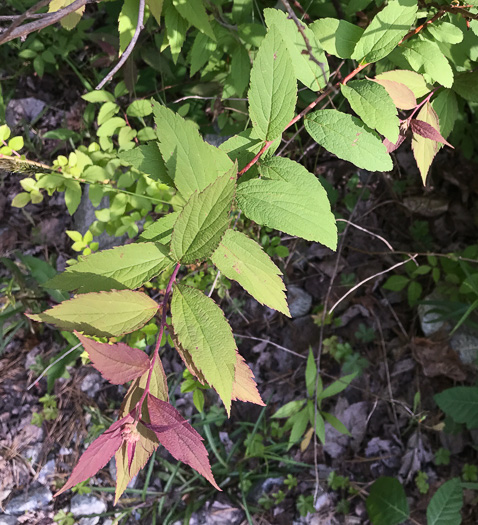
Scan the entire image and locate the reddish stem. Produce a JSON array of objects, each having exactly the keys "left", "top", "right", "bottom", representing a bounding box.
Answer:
[{"left": 135, "top": 262, "right": 181, "bottom": 419}]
